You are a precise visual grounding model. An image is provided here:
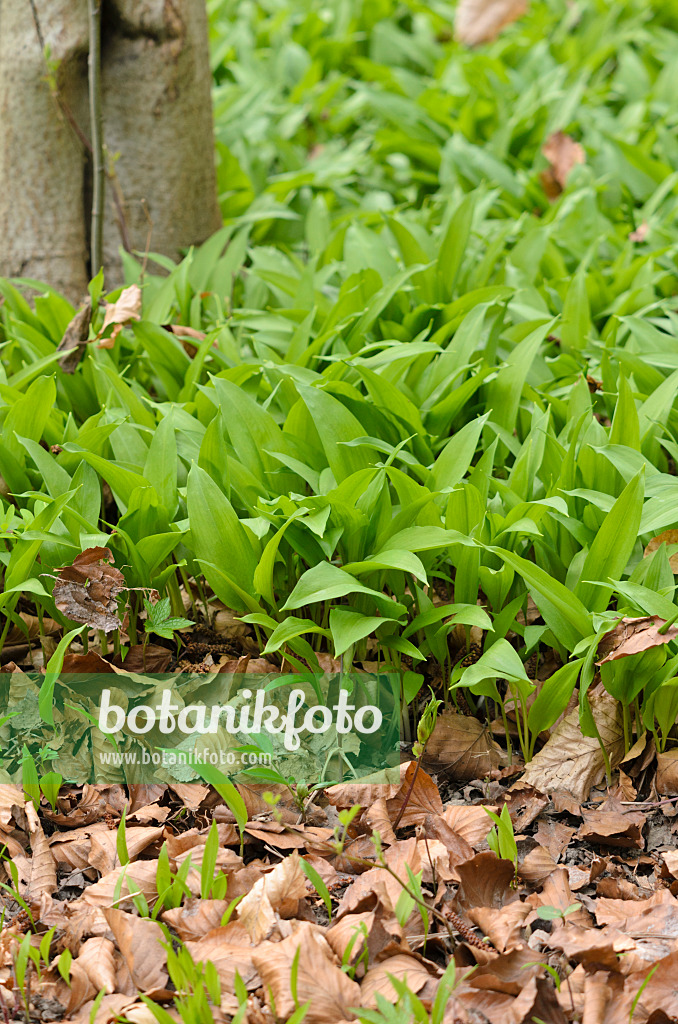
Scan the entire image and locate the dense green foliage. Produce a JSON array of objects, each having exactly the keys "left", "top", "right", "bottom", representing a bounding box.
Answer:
[{"left": 2, "top": 0, "right": 678, "bottom": 762}]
